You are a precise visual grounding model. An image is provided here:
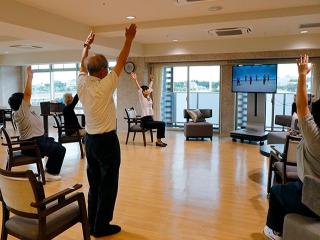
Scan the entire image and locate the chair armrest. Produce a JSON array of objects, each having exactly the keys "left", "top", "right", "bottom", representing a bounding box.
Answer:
[
  {"left": 302, "top": 175, "right": 320, "bottom": 216},
  {"left": 31, "top": 184, "right": 82, "bottom": 208},
  {"left": 2, "top": 140, "right": 36, "bottom": 147}
]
